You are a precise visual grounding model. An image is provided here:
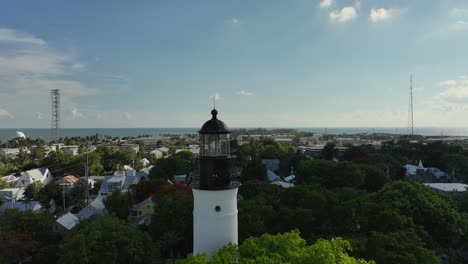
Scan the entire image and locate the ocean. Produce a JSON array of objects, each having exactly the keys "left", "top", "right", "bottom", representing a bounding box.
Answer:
[{"left": 1, "top": 127, "right": 468, "bottom": 142}]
